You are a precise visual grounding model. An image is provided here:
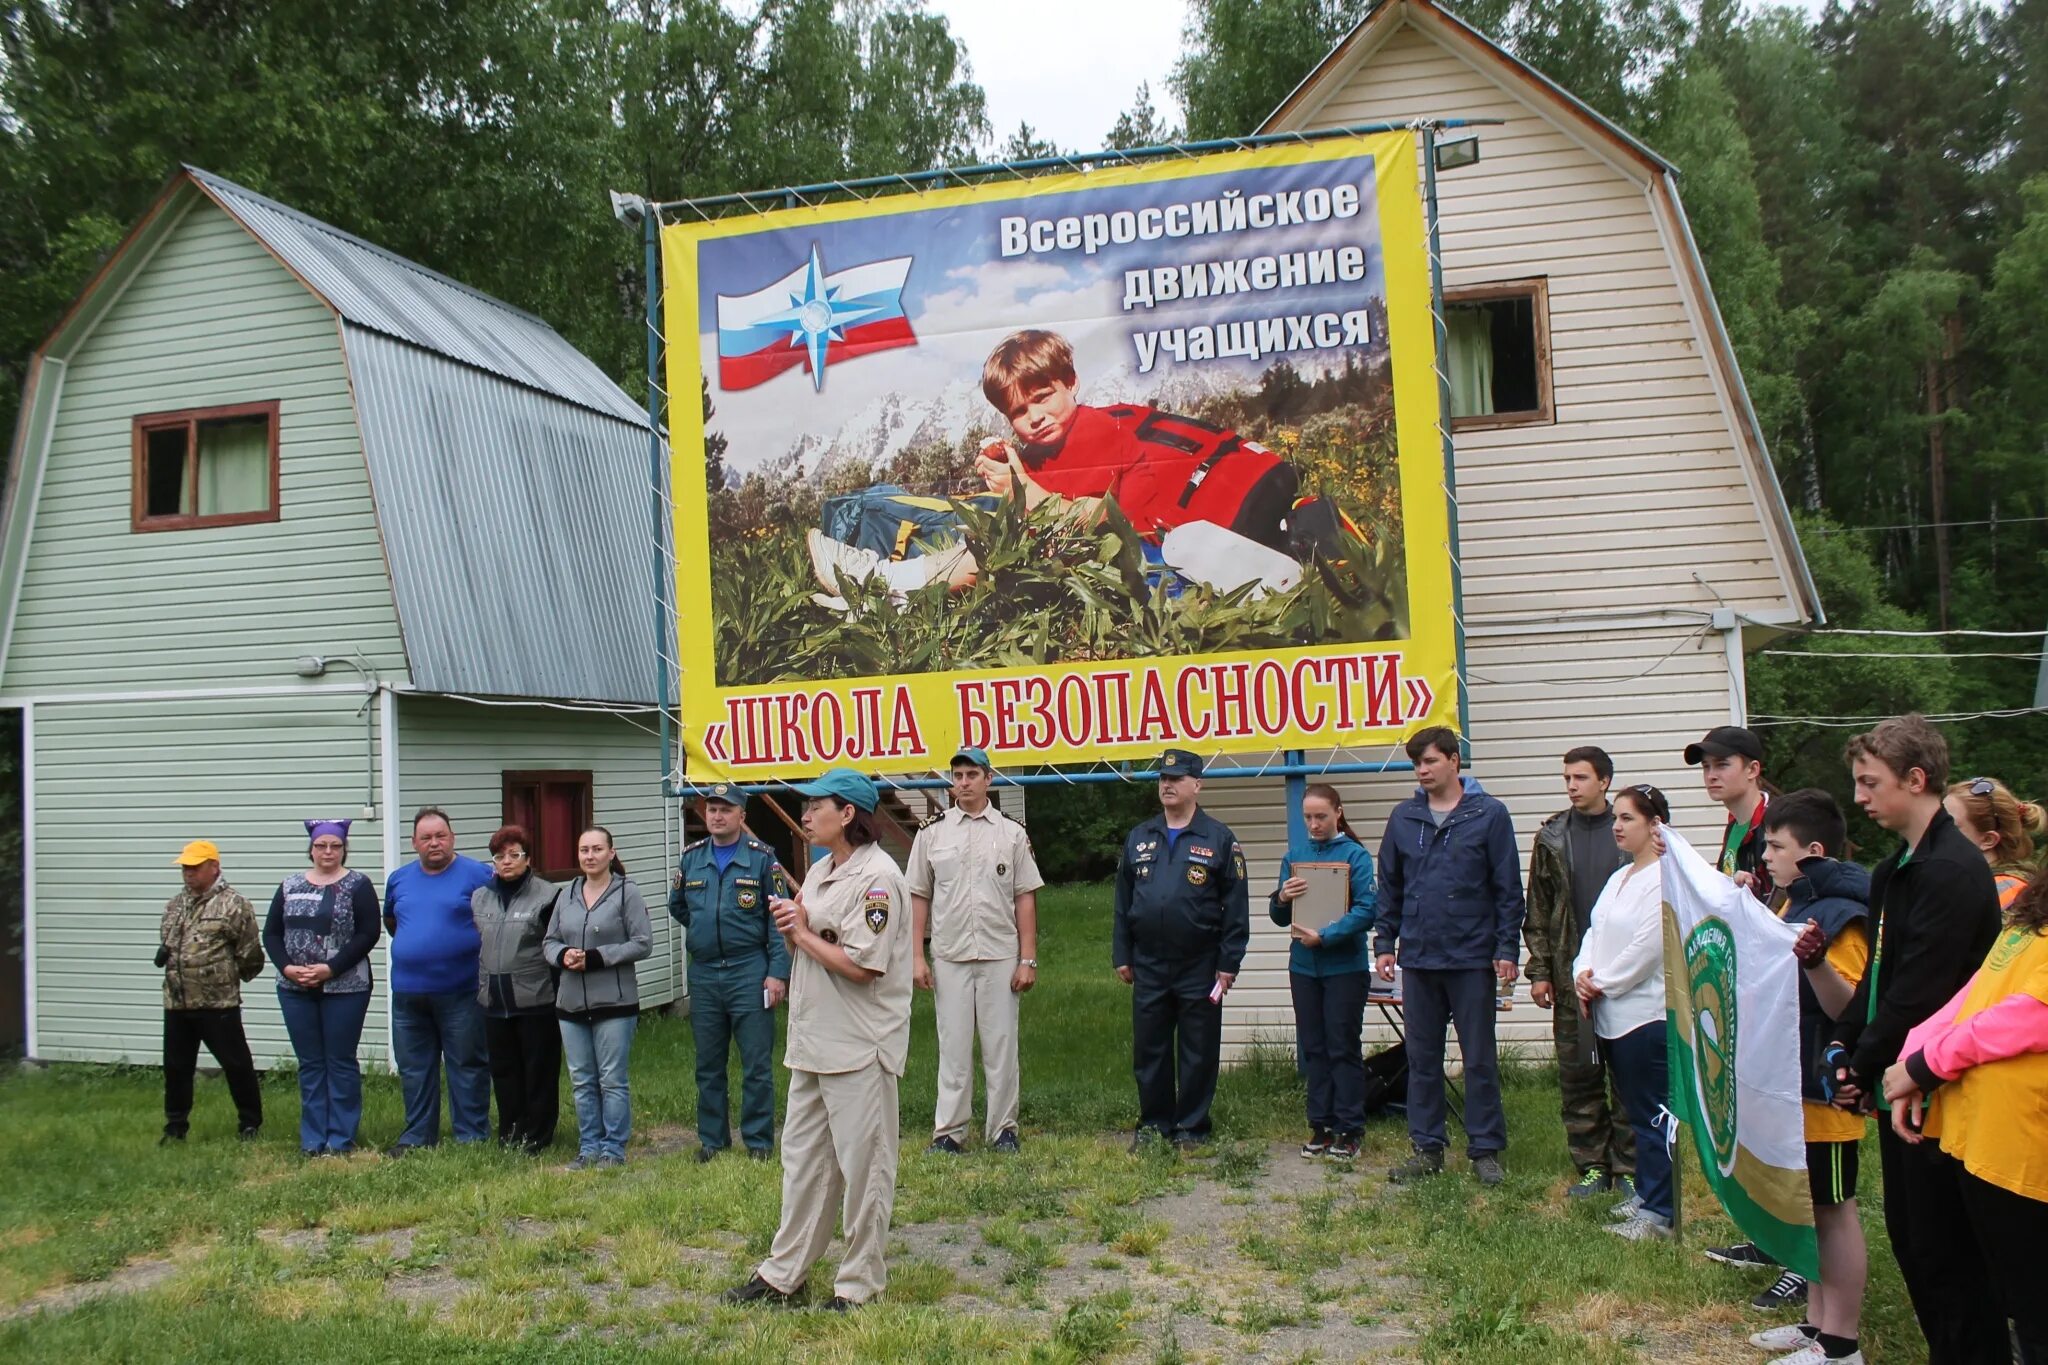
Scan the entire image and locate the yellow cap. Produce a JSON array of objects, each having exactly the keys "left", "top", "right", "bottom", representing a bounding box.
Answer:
[{"left": 174, "top": 840, "right": 221, "bottom": 866}]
